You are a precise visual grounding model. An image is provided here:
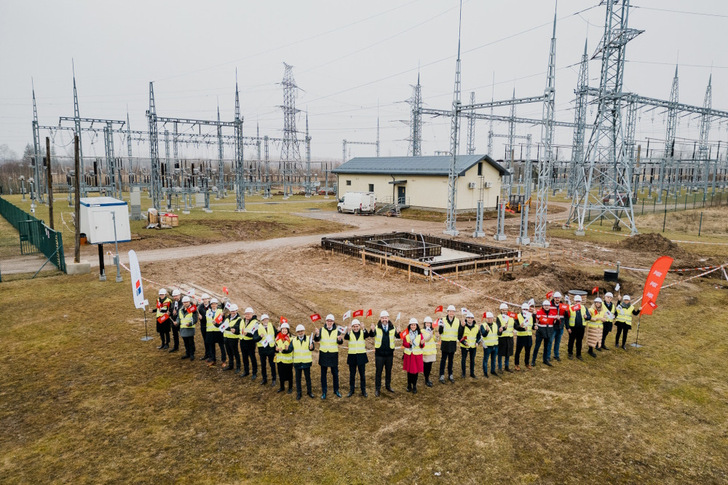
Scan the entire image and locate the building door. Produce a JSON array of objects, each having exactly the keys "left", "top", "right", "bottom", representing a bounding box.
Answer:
[{"left": 397, "top": 186, "right": 406, "bottom": 205}]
